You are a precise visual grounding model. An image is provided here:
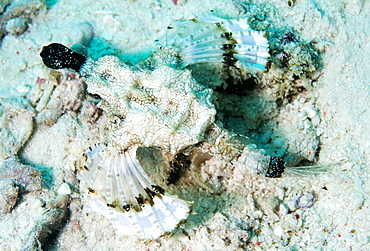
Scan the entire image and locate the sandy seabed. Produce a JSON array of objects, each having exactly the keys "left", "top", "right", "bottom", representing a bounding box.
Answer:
[{"left": 0, "top": 0, "right": 369, "bottom": 250}]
